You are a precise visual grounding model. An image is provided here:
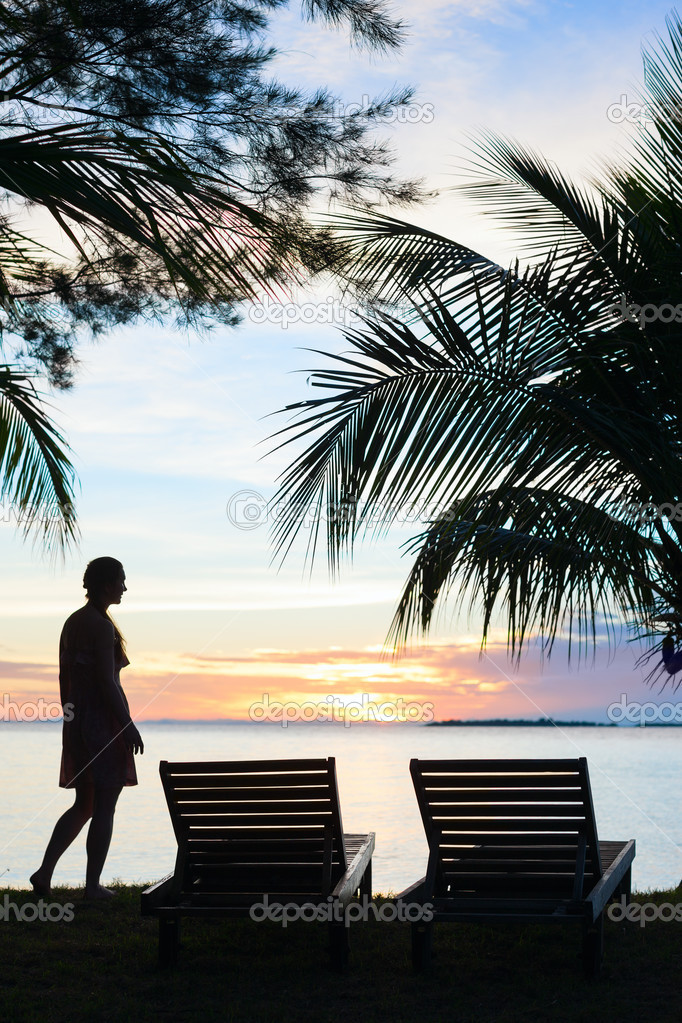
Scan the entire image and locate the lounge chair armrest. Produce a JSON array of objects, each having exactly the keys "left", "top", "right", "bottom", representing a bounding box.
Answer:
[
  {"left": 585, "top": 839, "right": 636, "bottom": 921},
  {"left": 395, "top": 877, "right": 427, "bottom": 902},
  {"left": 141, "top": 873, "right": 176, "bottom": 912},
  {"left": 331, "top": 833, "right": 375, "bottom": 904}
]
